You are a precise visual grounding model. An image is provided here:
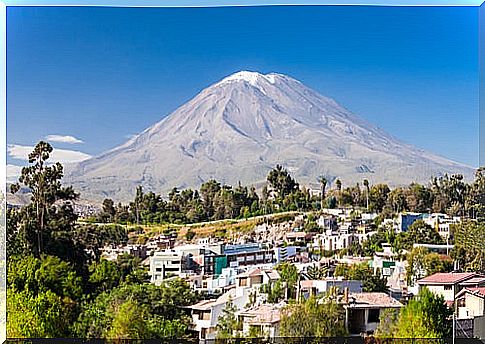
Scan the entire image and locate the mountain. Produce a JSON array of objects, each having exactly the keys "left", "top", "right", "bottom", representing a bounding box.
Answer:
[{"left": 64, "top": 71, "right": 474, "bottom": 201}]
